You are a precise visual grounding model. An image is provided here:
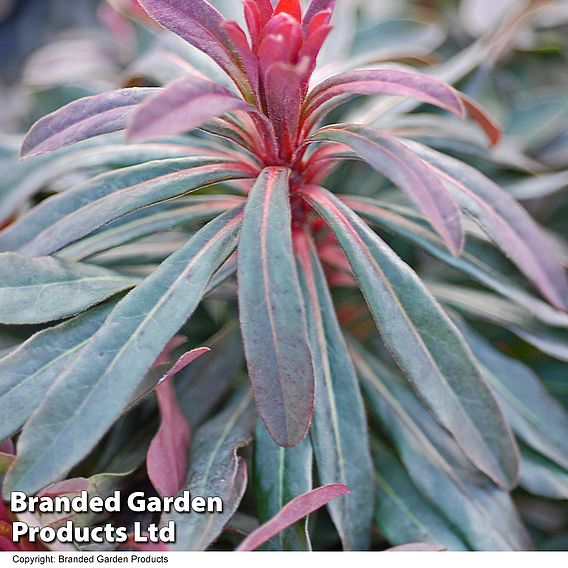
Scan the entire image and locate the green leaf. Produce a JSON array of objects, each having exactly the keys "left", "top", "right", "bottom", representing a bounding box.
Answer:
[
  {"left": 353, "top": 344, "right": 532, "bottom": 551},
  {"left": 3, "top": 207, "right": 243, "bottom": 497},
  {"left": 0, "top": 157, "right": 255, "bottom": 255},
  {"left": 238, "top": 168, "right": 315, "bottom": 448},
  {"left": 0, "top": 302, "right": 116, "bottom": 441},
  {"left": 58, "top": 196, "right": 245, "bottom": 262},
  {"left": 453, "top": 317, "right": 568, "bottom": 471},
  {"left": 519, "top": 445, "right": 568, "bottom": 500},
  {"left": 168, "top": 391, "right": 256, "bottom": 551},
  {"left": 300, "top": 185, "right": 518, "bottom": 489},
  {"left": 176, "top": 322, "right": 244, "bottom": 429},
  {"left": 254, "top": 420, "right": 313, "bottom": 551},
  {"left": 346, "top": 196, "right": 568, "bottom": 329},
  {"left": 0, "top": 138, "right": 205, "bottom": 224},
  {"left": 295, "top": 230, "right": 374, "bottom": 550},
  {"left": 429, "top": 283, "right": 568, "bottom": 363},
  {"left": 372, "top": 443, "right": 468, "bottom": 551},
  {"left": 0, "top": 253, "right": 136, "bottom": 324}
]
